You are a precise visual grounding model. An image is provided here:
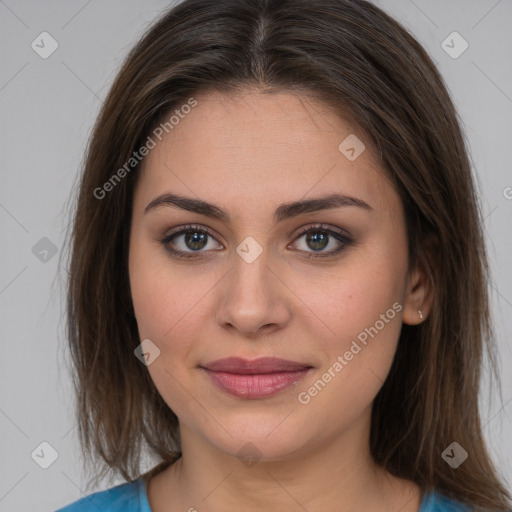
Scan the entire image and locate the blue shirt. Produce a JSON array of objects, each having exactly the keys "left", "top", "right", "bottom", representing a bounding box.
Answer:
[{"left": 55, "top": 477, "right": 472, "bottom": 511}]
